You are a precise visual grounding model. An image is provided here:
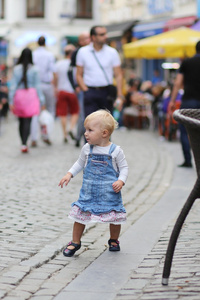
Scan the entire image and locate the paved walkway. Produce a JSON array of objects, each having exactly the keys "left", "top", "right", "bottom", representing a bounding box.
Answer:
[{"left": 0, "top": 114, "right": 198, "bottom": 299}]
